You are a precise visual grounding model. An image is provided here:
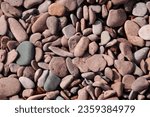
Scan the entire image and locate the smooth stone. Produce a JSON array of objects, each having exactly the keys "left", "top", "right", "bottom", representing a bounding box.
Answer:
[
  {"left": 114, "top": 60, "right": 134, "bottom": 76},
  {"left": 100, "top": 31, "right": 111, "bottom": 45},
  {"left": 66, "top": 57, "right": 79, "bottom": 77},
  {"left": 22, "top": 89, "right": 34, "bottom": 98},
  {"left": 92, "top": 20, "right": 103, "bottom": 35},
  {"left": 62, "top": 24, "right": 76, "bottom": 38},
  {"left": 37, "top": 70, "right": 49, "bottom": 87},
  {"left": 56, "top": 96, "right": 64, "bottom": 100},
  {"left": 103, "top": 90, "right": 116, "bottom": 99},
  {"left": 124, "top": 20, "right": 140, "bottom": 36},
  {"left": 16, "top": 41, "right": 35, "bottom": 66},
  {"left": 29, "top": 33, "right": 42, "bottom": 44},
  {"left": 0, "top": 62, "right": 4, "bottom": 72},
  {"left": 81, "top": 72, "right": 95, "bottom": 80},
  {"left": 38, "top": 62, "right": 49, "bottom": 70},
  {"left": 19, "top": 77, "right": 35, "bottom": 89},
  {"left": 107, "top": 9, "right": 127, "bottom": 27},
  {"left": 86, "top": 54, "right": 106, "bottom": 72},
  {"left": 0, "top": 78, "right": 21, "bottom": 97},
  {"left": 24, "top": 0, "right": 44, "bottom": 9},
  {"left": 74, "top": 37, "right": 89, "bottom": 57},
  {"left": 60, "top": 75, "right": 74, "bottom": 89},
  {"left": 8, "top": 18, "right": 28, "bottom": 42},
  {"left": 122, "top": 75, "right": 135, "bottom": 91},
  {"left": 89, "top": 7, "right": 96, "bottom": 25},
  {"left": 83, "top": 5, "right": 89, "bottom": 20},
  {"left": 133, "top": 64, "right": 143, "bottom": 76},
  {"left": 102, "top": 54, "right": 114, "bottom": 66},
  {"left": 44, "top": 71, "right": 61, "bottom": 91},
  {"left": 0, "top": 50, "right": 6, "bottom": 62},
  {"left": 104, "top": 67, "right": 113, "bottom": 81},
  {"left": 49, "top": 57, "right": 68, "bottom": 78},
  {"left": 31, "top": 13, "right": 49, "bottom": 33},
  {"left": 23, "top": 66, "right": 35, "bottom": 79},
  {"left": 133, "top": 17, "right": 146, "bottom": 27},
  {"left": 38, "top": 0, "right": 51, "bottom": 13},
  {"left": 34, "top": 69, "right": 42, "bottom": 82},
  {"left": 35, "top": 47, "right": 43, "bottom": 62},
  {"left": 112, "top": 0, "right": 129, "bottom": 5},
  {"left": 134, "top": 47, "right": 149, "bottom": 63},
  {"left": 89, "top": 5, "right": 101, "bottom": 13},
  {"left": 111, "top": 82, "right": 123, "bottom": 97},
  {"left": 127, "top": 35, "right": 144, "bottom": 47},
  {"left": 131, "top": 77, "right": 149, "bottom": 92},
  {"left": 145, "top": 58, "right": 150, "bottom": 71},
  {"left": 46, "top": 16, "right": 58, "bottom": 34},
  {"left": 6, "top": 49, "right": 18, "bottom": 65},
  {"left": 132, "top": 2, "right": 147, "bottom": 16},
  {"left": 48, "top": 3, "right": 66, "bottom": 16},
  {"left": 139, "top": 25, "right": 150, "bottom": 40},
  {"left": 89, "top": 41, "right": 98, "bottom": 55},
  {"left": 88, "top": 34, "right": 99, "bottom": 41},
  {"left": 0, "top": 15, "right": 7, "bottom": 35},
  {"left": 4, "top": 0, "right": 23, "bottom": 6},
  {"left": 77, "top": 88, "right": 89, "bottom": 100}
]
